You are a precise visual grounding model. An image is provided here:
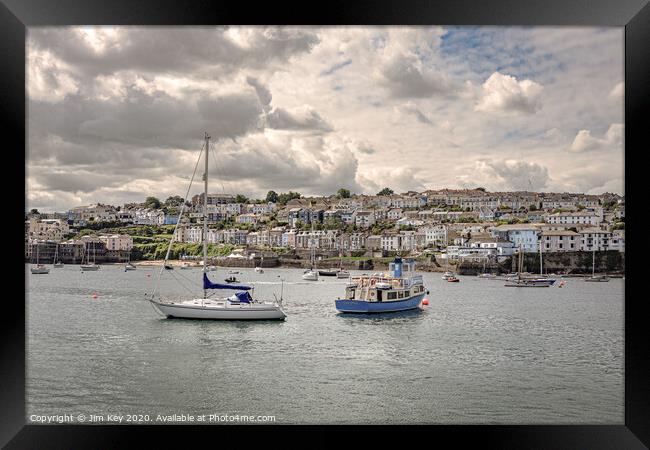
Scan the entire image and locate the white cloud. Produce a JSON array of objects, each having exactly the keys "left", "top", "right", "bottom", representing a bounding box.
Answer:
[
  {"left": 475, "top": 71, "right": 543, "bottom": 115},
  {"left": 608, "top": 81, "right": 624, "bottom": 101},
  {"left": 569, "top": 123, "right": 623, "bottom": 153}
]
